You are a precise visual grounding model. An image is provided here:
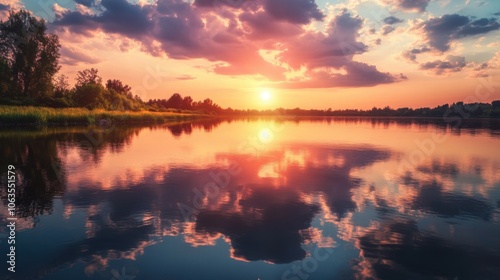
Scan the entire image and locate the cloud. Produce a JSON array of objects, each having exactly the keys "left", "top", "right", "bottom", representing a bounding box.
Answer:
[
  {"left": 193, "top": 0, "right": 249, "bottom": 8},
  {"left": 469, "top": 51, "right": 500, "bottom": 77},
  {"left": 262, "top": 0, "right": 324, "bottom": 24},
  {"left": 239, "top": 10, "right": 304, "bottom": 40},
  {"left": 53, "top": 0, "right": 152, "bottom": 39},
  {"left": 278, "top": 63, "right": 407, "bottom": 89},
  {"left": 176, "top": 75, "right": 197, "bottom": 80},
  {"left": 60, "top": 47, "right": 102, "bottom": 66},
  {"left": 74, "top": 0, "right": 95, "bottom": 7},
  {"left": 276, "top": 12, "right": 406, "bottom": 88},
  {"left": 0, "top": 0, "right": 23, "bottom": 20},
  {"left": 420, "top": 14, "right": 500, "bottom": 52},
  {"left": 456, "top": 18, "right": 500, "bottom": 37},
  {"left": 383, "top": 16, "right": 403, "bottom": 25},
  {"left": 382, "top": 25, "right": 395, "bottom": 35},
  {"left": 278, "top": 12, "right": 368, "bottom": 70},
  {"left": 0, "top": 3, "right": 9, "bottom": 11},
  {"left": 51, "top": 1, "right": 404, "bottom": 87},
  {"left": 401, "top": 46, "right": 431, "bottom": 62},
  {"left": 383, "top": 0, "right": 430, "bottom": 12},
  {"left": 52, "top": 3, "right": 70, "bottom": 16},
  {"left": 419, "top": 55, "right": 467, "bottom": 75}
]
